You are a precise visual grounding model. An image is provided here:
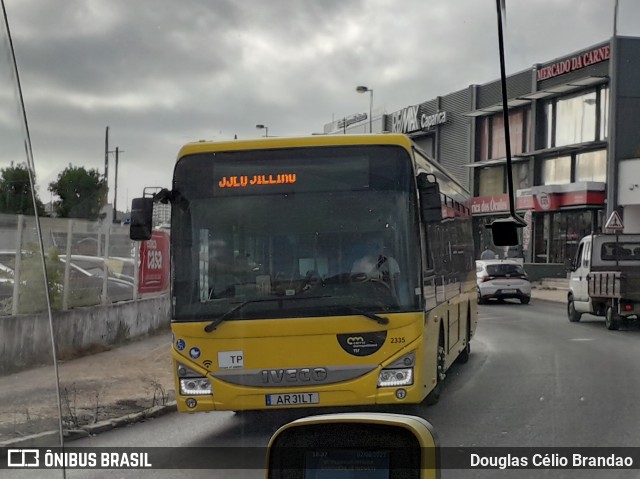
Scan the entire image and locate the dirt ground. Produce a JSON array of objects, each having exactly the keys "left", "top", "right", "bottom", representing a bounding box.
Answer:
[{"left": 0, "top": 330, "right": 174, "bottom": 441}]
